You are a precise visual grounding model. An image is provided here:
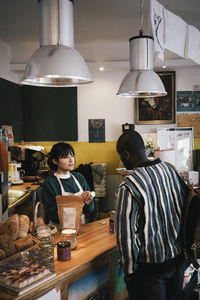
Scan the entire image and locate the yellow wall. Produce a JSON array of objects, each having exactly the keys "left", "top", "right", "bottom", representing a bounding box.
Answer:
[
  {"left": 194, "top": 138, "right": 200, "bottom": 149},
  {"left": 29, "top": 141, "right": 120, "bottom": 175},
  {"left": 21, "top": 137, "right": 200, "bottom": 175}
]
